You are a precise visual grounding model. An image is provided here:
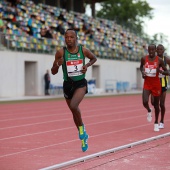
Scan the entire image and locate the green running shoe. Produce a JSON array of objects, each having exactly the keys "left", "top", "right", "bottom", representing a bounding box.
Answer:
[{"left": 81, "top": 134, "right": 89, "bottom": 152}]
